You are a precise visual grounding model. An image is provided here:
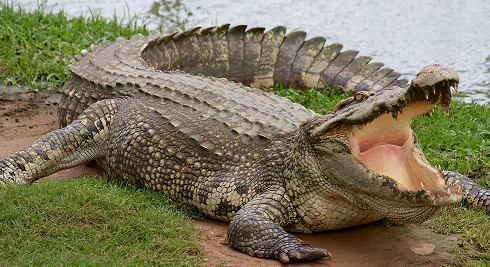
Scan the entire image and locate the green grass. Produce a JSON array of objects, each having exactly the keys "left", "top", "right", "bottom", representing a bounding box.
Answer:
[
  {"left": 412, "top": 102, "right": 490, "bottom": 266},
  {"left": 413, "top": 102, "right": 490, "bottom": 177},
  {"left": 273, "top": 86, "right": 351, "bottom": 114},
  {"left": 0, "top": 1, "right": 149, "bottom": 91},
  {"left": 1, "top": 1, "right": 490, "bottom": 266},
  {"left": 0, "top": 177, "right": 202, "bottom": 266}
]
